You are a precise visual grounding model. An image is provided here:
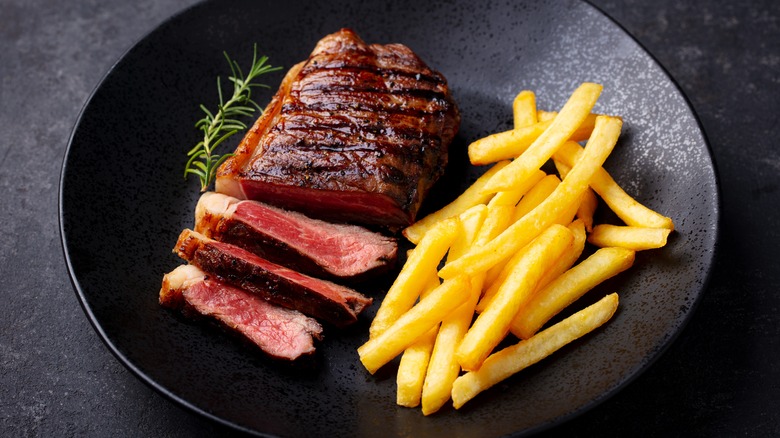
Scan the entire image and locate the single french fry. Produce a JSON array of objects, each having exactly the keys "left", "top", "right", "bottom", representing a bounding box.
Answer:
[
  {"left": 396, "top": 270, "right": 442, "bottom": 407},
  {"left": 396, "top": 327, "right": 438, "bottom": 407},
  {"left": 576, "top": 188, "right": 598, "bottom": 232},
  {"left": 451, "top": 293, "right": 619, "bottom": 409},
  {"left": 487, "top": 170, "right": 546, "bottom": 209},
  {"left": 537, "top": 219, "right": 587, "bottom": 290},
  {"left": 468, "top": 120, "right": 552, "bottom": 166},
  {"left": 456, "top": 224, "right": 573, "bottom": 371},
  {"left": 512, "top": 174, "right": 561, "bottom": 222},
  {"left": 480, "top": 83, "right": 603, "bottom": 193},
  {"left": 553, "top": 141, "right": 674, "bottom": 230},
  {"left": 513, "top": 90, "right": 538, "bottom": 129},
  {"left": 358, "top": 275, "right": 471, "bottom": 374},
  {"left": 448, "top": 205, "right": 489, "bottom": 262},
  {"left": 439, "top": 116, "right": 623, "bottom": 280},
  {"left": 371, "top": 217, "right": 460, "bottom": 338},
  {"left": 473, "top": 205, "right": 514, "bottom": 248},
  {"left": 538, "top": 110, "right": 617, "bottom": 142},
  {"left": 479, "top": 219, "right": 586, "bottom": 313},
  {"left": 588, "top": 224, "right": 671, "bottom": 250},
  {"left": 511, "top": 247, "right": 635, "bottom": 339},
  {"left": 403, "top": 161, "right": 510, "bottom": 244},
  {"left": 537, "top": 110, "right": 557, "bottom": 122},
  {"left": 476, "top": 240, "right": 534, "bottom": 313}
]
